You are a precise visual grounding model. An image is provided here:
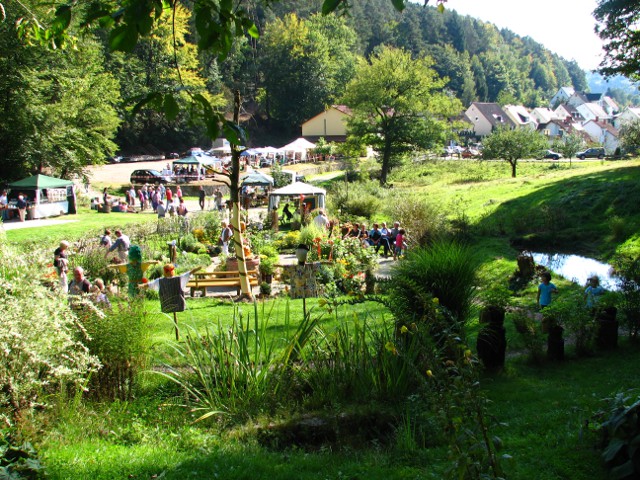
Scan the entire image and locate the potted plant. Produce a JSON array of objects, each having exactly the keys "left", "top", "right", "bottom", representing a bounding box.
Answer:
[
  {"left": 476, "top": 285, "right": 511, "bottom": 370},
  {"left": 259, "top": 254, "right": 277, "bottom": 284},
  {"left": 478, "top": 285, "right": 511, "bottom": 325}
]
